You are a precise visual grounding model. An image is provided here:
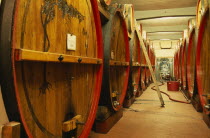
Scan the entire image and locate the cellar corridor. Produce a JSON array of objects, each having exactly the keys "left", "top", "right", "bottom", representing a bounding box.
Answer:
[
  {"left": 91, "top": 83, "right": 210, "bottom": 138},
  {"left": 1, "top": 0, "right": 210, "bottom": 137}
]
